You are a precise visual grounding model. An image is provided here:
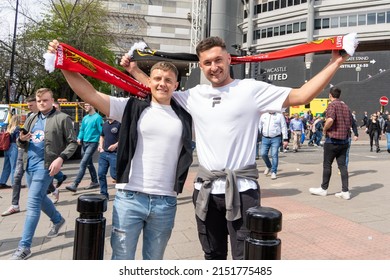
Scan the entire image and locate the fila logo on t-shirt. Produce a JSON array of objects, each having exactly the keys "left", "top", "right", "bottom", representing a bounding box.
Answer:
[{"left": 212, "top": 97, "right": 221, "bottom": 107}]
